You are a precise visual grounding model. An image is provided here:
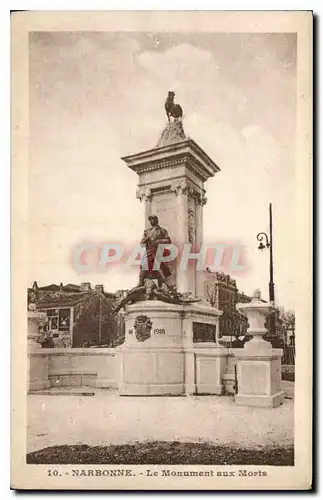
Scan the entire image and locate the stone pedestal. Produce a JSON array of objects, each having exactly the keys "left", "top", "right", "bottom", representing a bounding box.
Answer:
[
  {"left": 234, "top": 290, "right": 284, "bottom": 408},
  {"left": 117, "top": 300, "right": 222, "bottom": 396},
  {"left": 118, "top": 301, "right": 185, "bottom": 396},
  {"left": 234, "top": 349, "right": 284, "bottom": 407}
]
